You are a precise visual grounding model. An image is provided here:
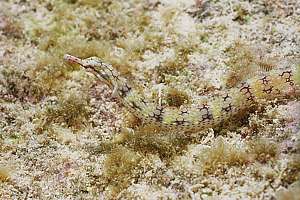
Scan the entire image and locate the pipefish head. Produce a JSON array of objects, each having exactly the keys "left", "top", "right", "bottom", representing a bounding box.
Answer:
[{"left": 64, "top": 54, "right": 114, "bottom": 87}]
